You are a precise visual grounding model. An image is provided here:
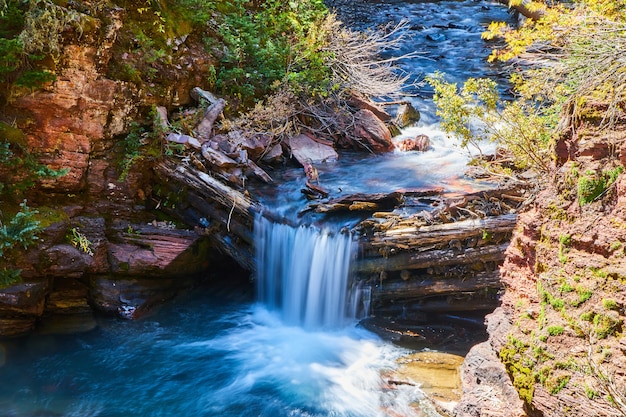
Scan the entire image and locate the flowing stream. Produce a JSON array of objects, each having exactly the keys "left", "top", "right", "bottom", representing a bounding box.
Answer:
[{"left": 0, "top": 1, "right": 515, "bottom": 416}]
